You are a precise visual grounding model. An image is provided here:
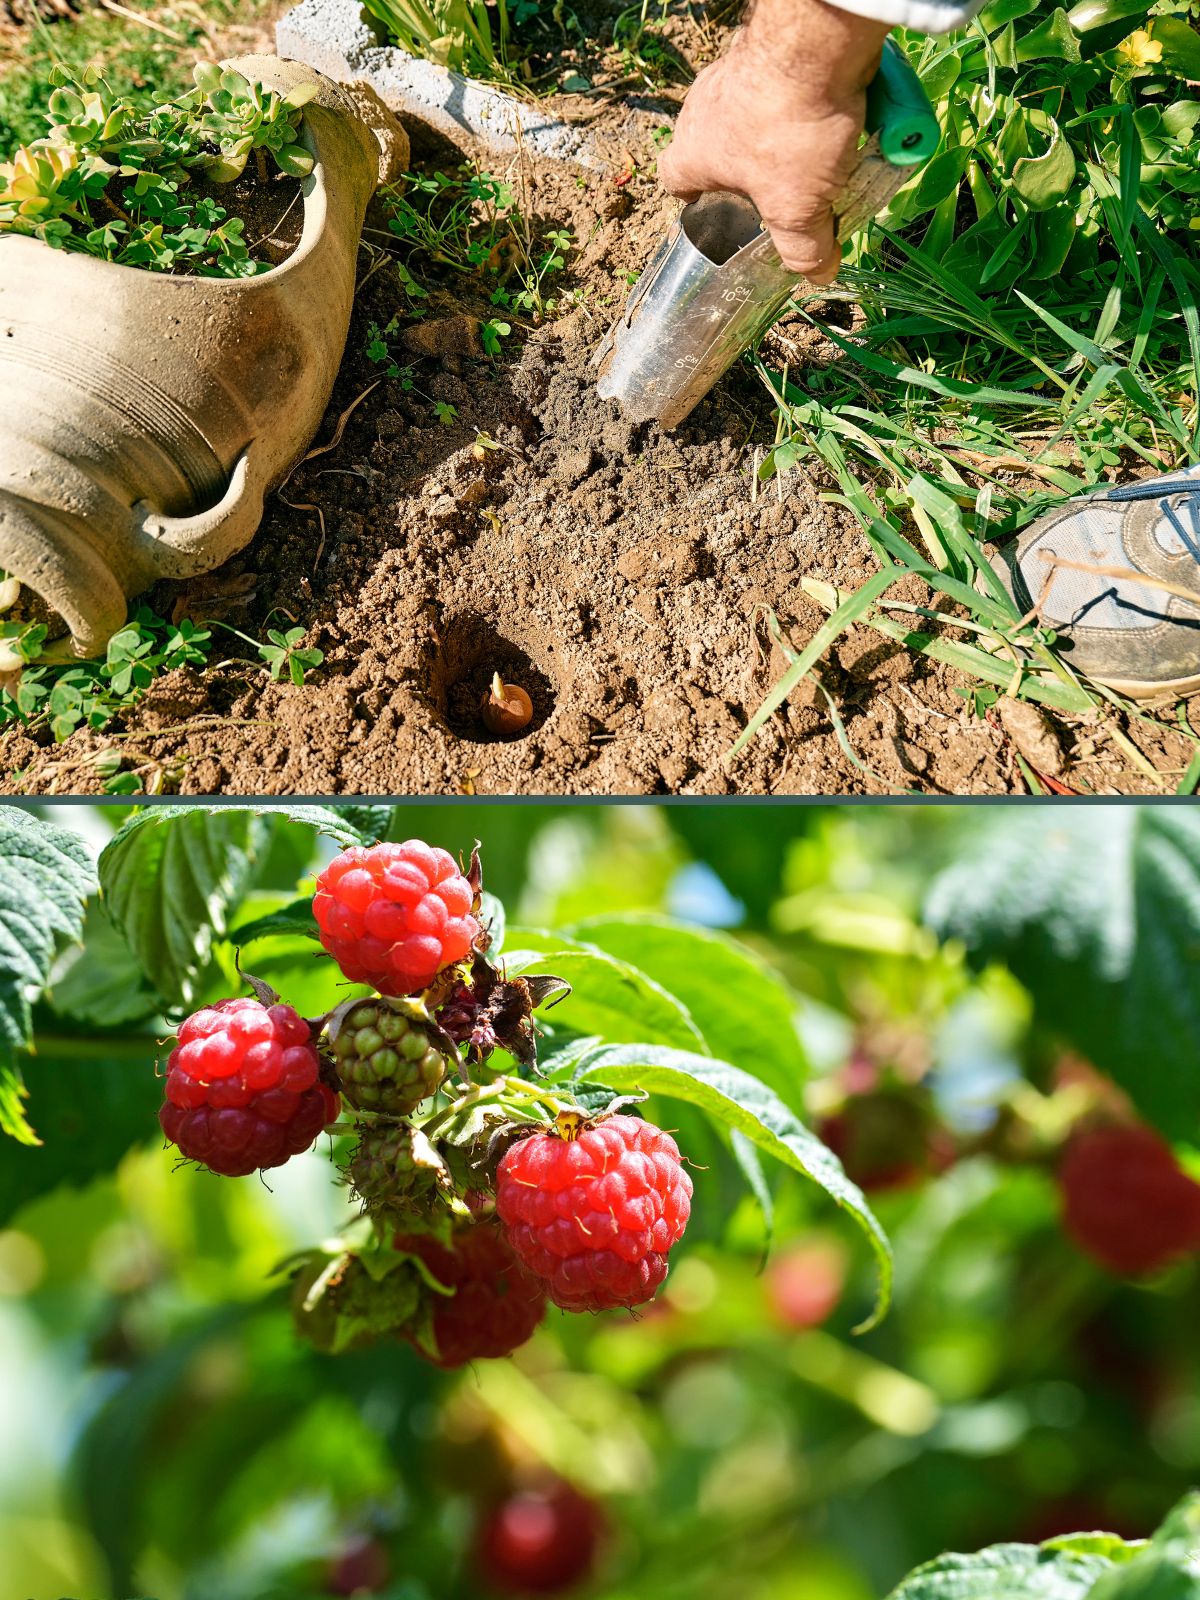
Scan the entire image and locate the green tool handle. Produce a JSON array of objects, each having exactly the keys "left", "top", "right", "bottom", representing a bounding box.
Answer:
[{"left": 865, "top": 38, "right": 941, "bottom": 167}]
